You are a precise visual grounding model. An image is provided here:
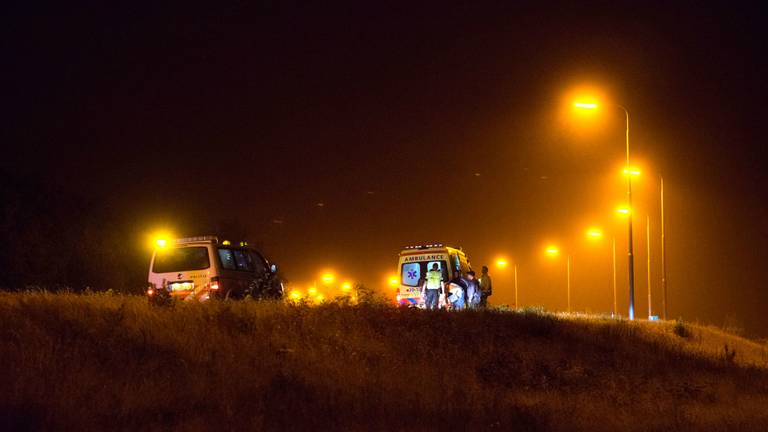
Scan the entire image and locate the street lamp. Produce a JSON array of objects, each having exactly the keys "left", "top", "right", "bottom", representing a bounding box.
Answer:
[
  {"left": 585, "top": 227, "right": 616, "bottom": 316},
  {"left": 635, "top": 170, "right": 669, "bottom": 320},
  {"left": 626, "top": 169, "right": 669, "bottom": 320},
  {"left": 545, "top": 246, "right": 570, "bottom": 313},
  {"left": 586, "top": 228, "right": 603, "bottom": 239},
  {"left": 574, "top": 102, "right": 598, "bottom": 109},
  {"left": 575, "top": 101, "right": 636, "bottom": 320},
  {"left": 321, "top": 272, "right": 335, "bottom": 284},
  {"left": 495, "top": 258, "right": 519, "bottom": 308}
]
